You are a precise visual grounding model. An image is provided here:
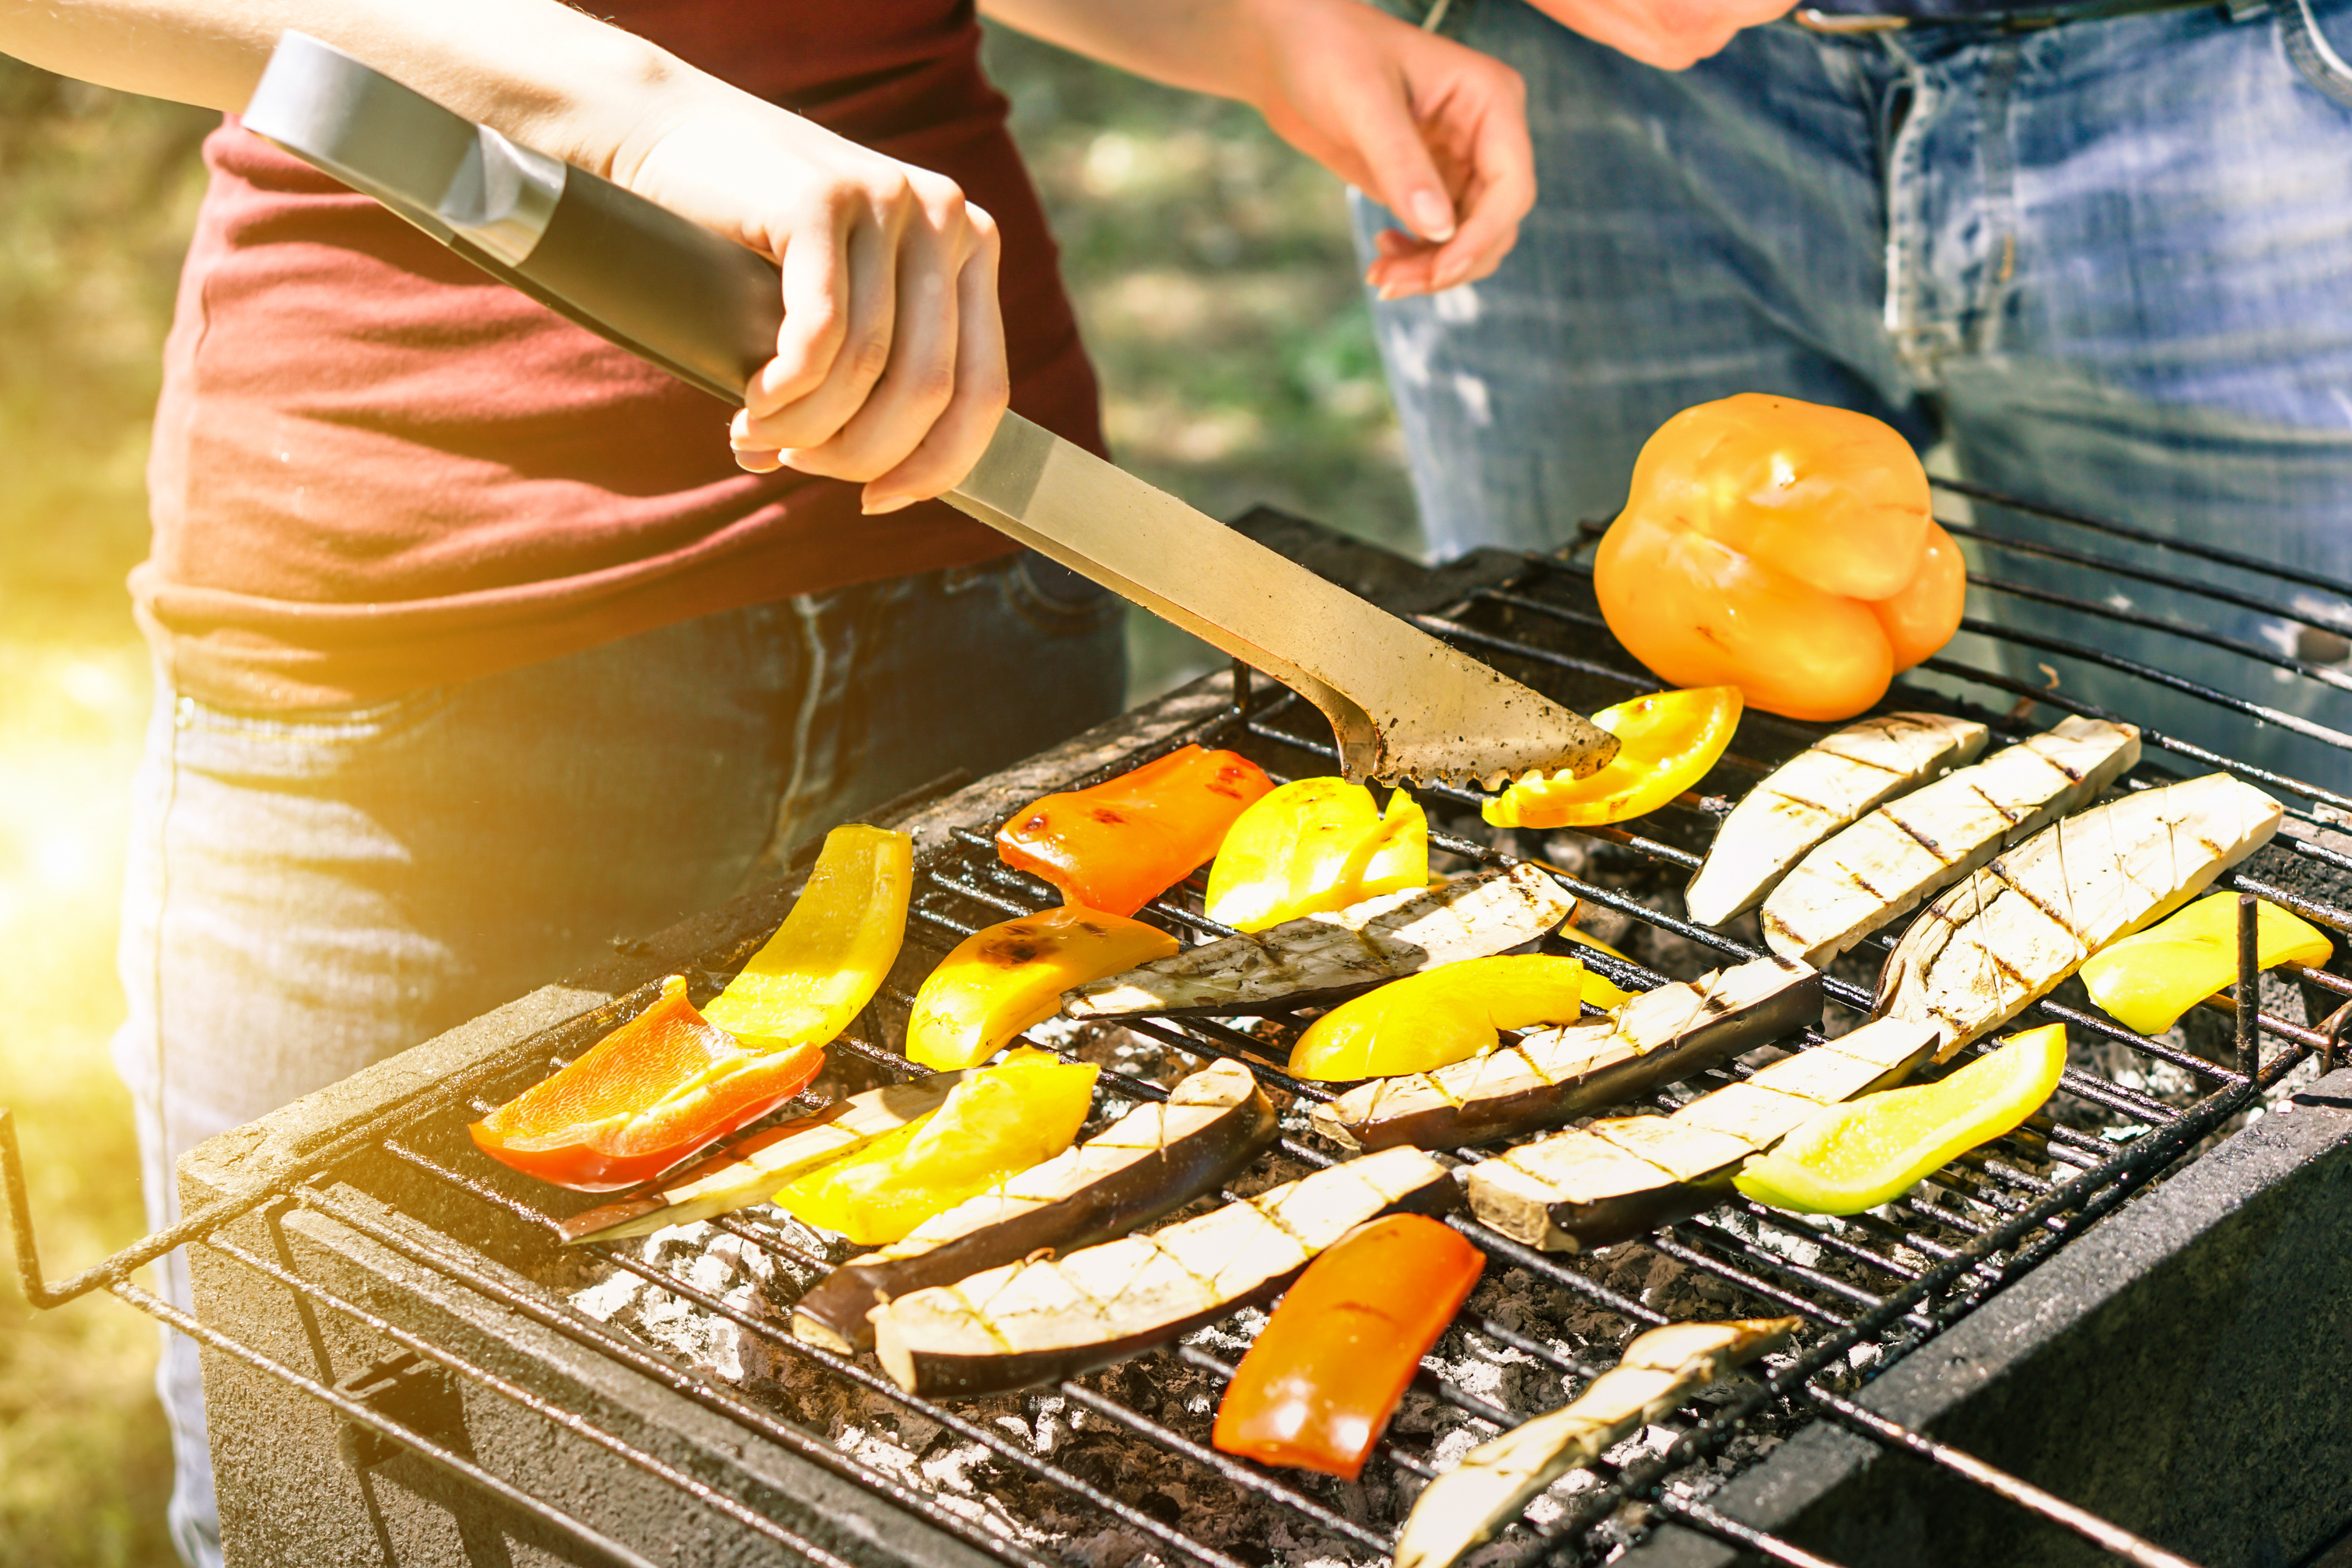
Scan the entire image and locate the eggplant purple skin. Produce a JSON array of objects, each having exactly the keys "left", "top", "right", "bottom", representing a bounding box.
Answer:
[
  {"left": 1545, "top": 1172, "right": 1732, "bottom": 1251},
  {"left": 883, "top": 1169, "right": 1461, "bottom": 1400},
  {"left": 793, "top": 1090, "right": 1280, "bottom": 1352},
  {"left": 1343, "top": 967, "right": 1822, "bottom": 1153}
]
